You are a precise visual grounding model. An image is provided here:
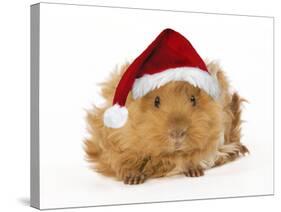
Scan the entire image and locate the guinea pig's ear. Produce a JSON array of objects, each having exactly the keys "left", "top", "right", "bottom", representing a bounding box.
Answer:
[{"left": 206, "top": 60, "right": 220, "bottom": 77}]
